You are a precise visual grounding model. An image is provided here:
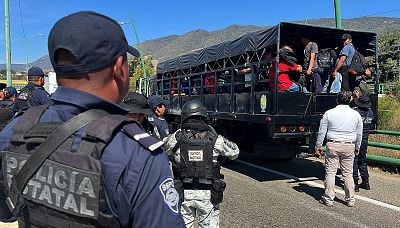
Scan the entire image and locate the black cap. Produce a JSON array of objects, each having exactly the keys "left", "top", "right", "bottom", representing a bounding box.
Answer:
[
  {"left": 48, "top": 11, "right": 140, "bottom": 75},
  {"left": 148, "top": 95, "right": 170, "bottom": 109},
  {"left": 4, "top": 86, "right": 17, "bottom": 96},
  {"left": 121, "top": 92, "right": 152, "bottom": 115},
  {"left": 28, "top": 67, "right": 45, "bottom": 77},
  {"left": 341, "top": 33, "right": 352, "bottom": 40},
  {"left": 354, "top": 94, "right": 372, "bottom": 109}
]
